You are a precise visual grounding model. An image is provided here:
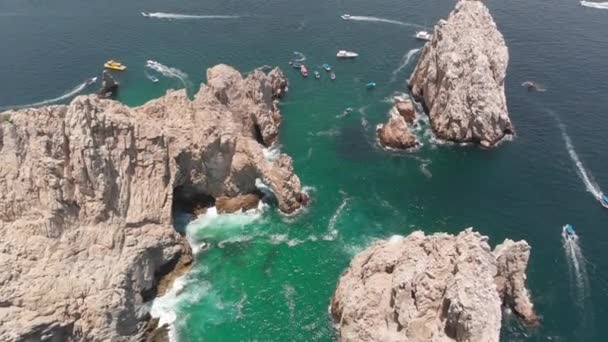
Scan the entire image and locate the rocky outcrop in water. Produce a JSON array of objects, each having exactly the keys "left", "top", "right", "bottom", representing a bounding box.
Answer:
[
  {"left": 377, "top": 99, "right": 418, "bottom": 150},
  {"left": 0, "top": 64, "right": 304, "bottom": 341},
  {"left": 98, "top": 70, "right": 119, "bottom": 98},
  {"left": 409, "top": 0, "right": 513, "bottom": 148},
  {"left": 331, "top": 229, "right": 538, "bottom": 342}
]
